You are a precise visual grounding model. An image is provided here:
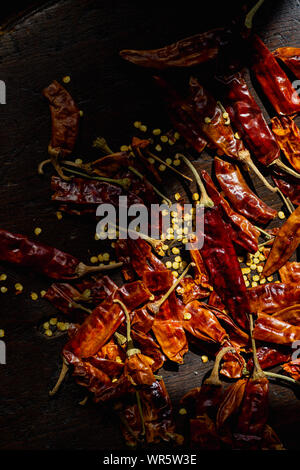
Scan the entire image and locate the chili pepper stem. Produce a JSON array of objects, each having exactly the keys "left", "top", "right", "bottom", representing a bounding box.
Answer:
[
  {"left": 148, "top": 262, "right": 195, "bottom": 314},
  {"left": 276, "top": 188, "right": 295, "bottom": 214},
  {"left": 271, "top": 159, "right": 300, "bottom": 180},
  {"left": 111, "top": 222, "right": 164, "bottom": 256},
  {"left": 93, "top": 136, "right": 114, "bottom": 154},
  {"left": 38, "top": 158, "right": 51, "bottom": 174},
  {"left": 75, "top": 261, "right": 123, "bottom": 278},
  {"left": 177, "top": 154, "right": 214, "bottom": 208},
  {"left": 62, "top": 167, "right": 131, "bottom": 191},
  {"left": 204, "top": 346, "right": 235, "bottom": 386},
  {"left": 264, "top": 371, "right": 300, "bottom": 387},
  {"left": 245, "top": 0, "right": 265, "bottom": 29},
  {"left": 145, "top": 150, "right": 193, "bottom": 183},
  {"left": 79, "top": 396, "right": 89, "bottom": 406},
  {"left": 254, "top": 226, "right": 273, "bottom": 239},
  {"left": 114, "top": 331, "right": 127, "bottom": 346},
  {"left": 249, "top": 314, "right": 265, "bottom": 380},
  {"left": 48, "top": 147, "right": 72, "bottom": 181},
  {"left": 258, "top": 238, "right": 274, "bottom": 248},
  {"left": 49, "top": 358, "right": 69, "bottom": 396},
  {"left": 69, "top": 301, "right": 92, "bottom": 315},
  {"left": 239, "top": 151, "right": 277, "bottom": 193},
  {"left": 113, "top": 299, "right": 132, "bottom": 344},
  {"left": 128, "top": 166, "right": 172, "bottom": 207}
]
